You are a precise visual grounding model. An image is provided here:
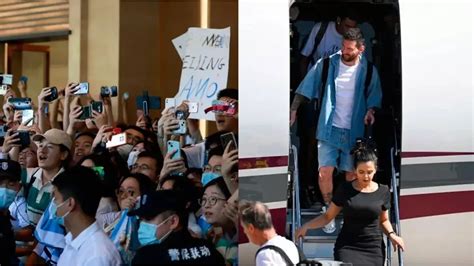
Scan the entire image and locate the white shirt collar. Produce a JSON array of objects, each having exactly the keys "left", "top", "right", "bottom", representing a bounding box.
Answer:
[{"left": 65, "top": 222, "right": 101, "bottom": 251}]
